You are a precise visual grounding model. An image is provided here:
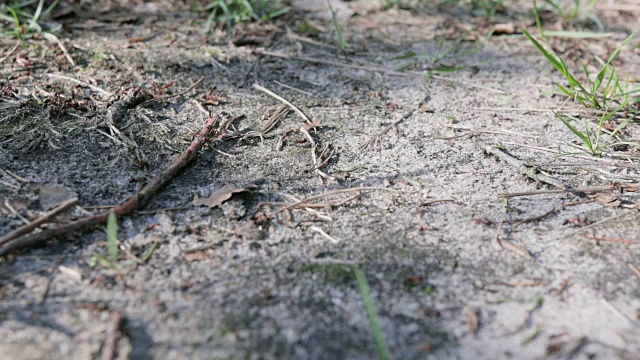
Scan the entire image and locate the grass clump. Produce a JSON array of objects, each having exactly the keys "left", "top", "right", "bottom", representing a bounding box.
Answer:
[
  {"left": 523, "top": 29, "right": 639, "bottom": 156},
  {"left": 203, "top": 0, "right": 290, "bottom": 33},
  {"left": 0, "top": 0, "right": 60, "bottom": 39},
  {"left": 537, "top": 0, "right": 603, "bottom": 33}
]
